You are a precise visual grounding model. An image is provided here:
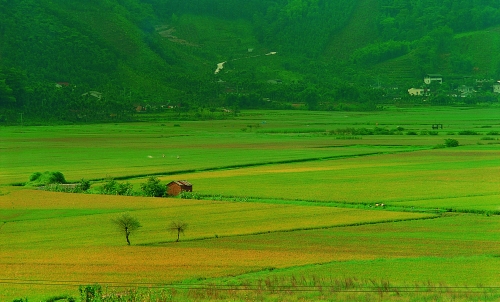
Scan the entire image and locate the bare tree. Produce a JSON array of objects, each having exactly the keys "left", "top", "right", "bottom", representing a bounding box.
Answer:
[
  {"left": 168, "top": 221, "right": 188, "bottom": 242},
  {"left": 112, "top": 213, "right": 142, "bottom": 245}
]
